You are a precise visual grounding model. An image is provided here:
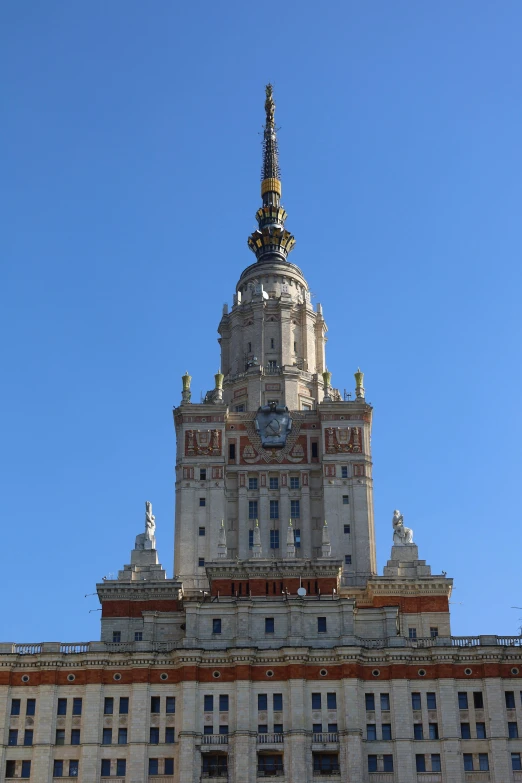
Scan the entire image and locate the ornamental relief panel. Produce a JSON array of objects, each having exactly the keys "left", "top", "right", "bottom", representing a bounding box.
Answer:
[
  {"left": 185, "top": 429, "right": 222, "bottom": 456},
  {"left": 240, "top": 412, "right": 305, "bottom": 464},
  {"left": 324, "top": 426, "right": 362, "bottom": 454}
]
